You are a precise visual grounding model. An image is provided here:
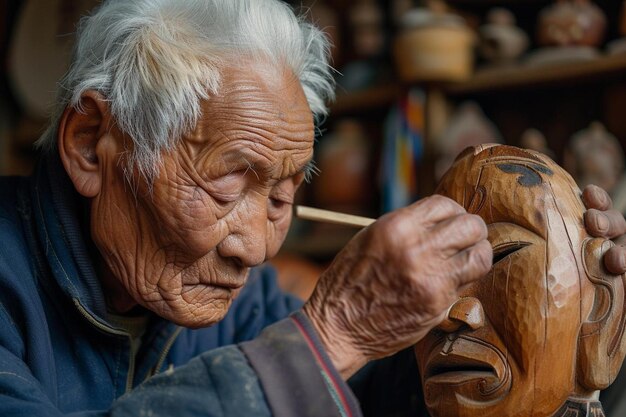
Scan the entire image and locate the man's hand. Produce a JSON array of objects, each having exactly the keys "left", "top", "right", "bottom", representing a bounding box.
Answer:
[
  {"left": 582, "top": 185, "right": 626, "bottom": 274},
  {"left": 302, "top": 196, "right": 492, "bottom": 379}
]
